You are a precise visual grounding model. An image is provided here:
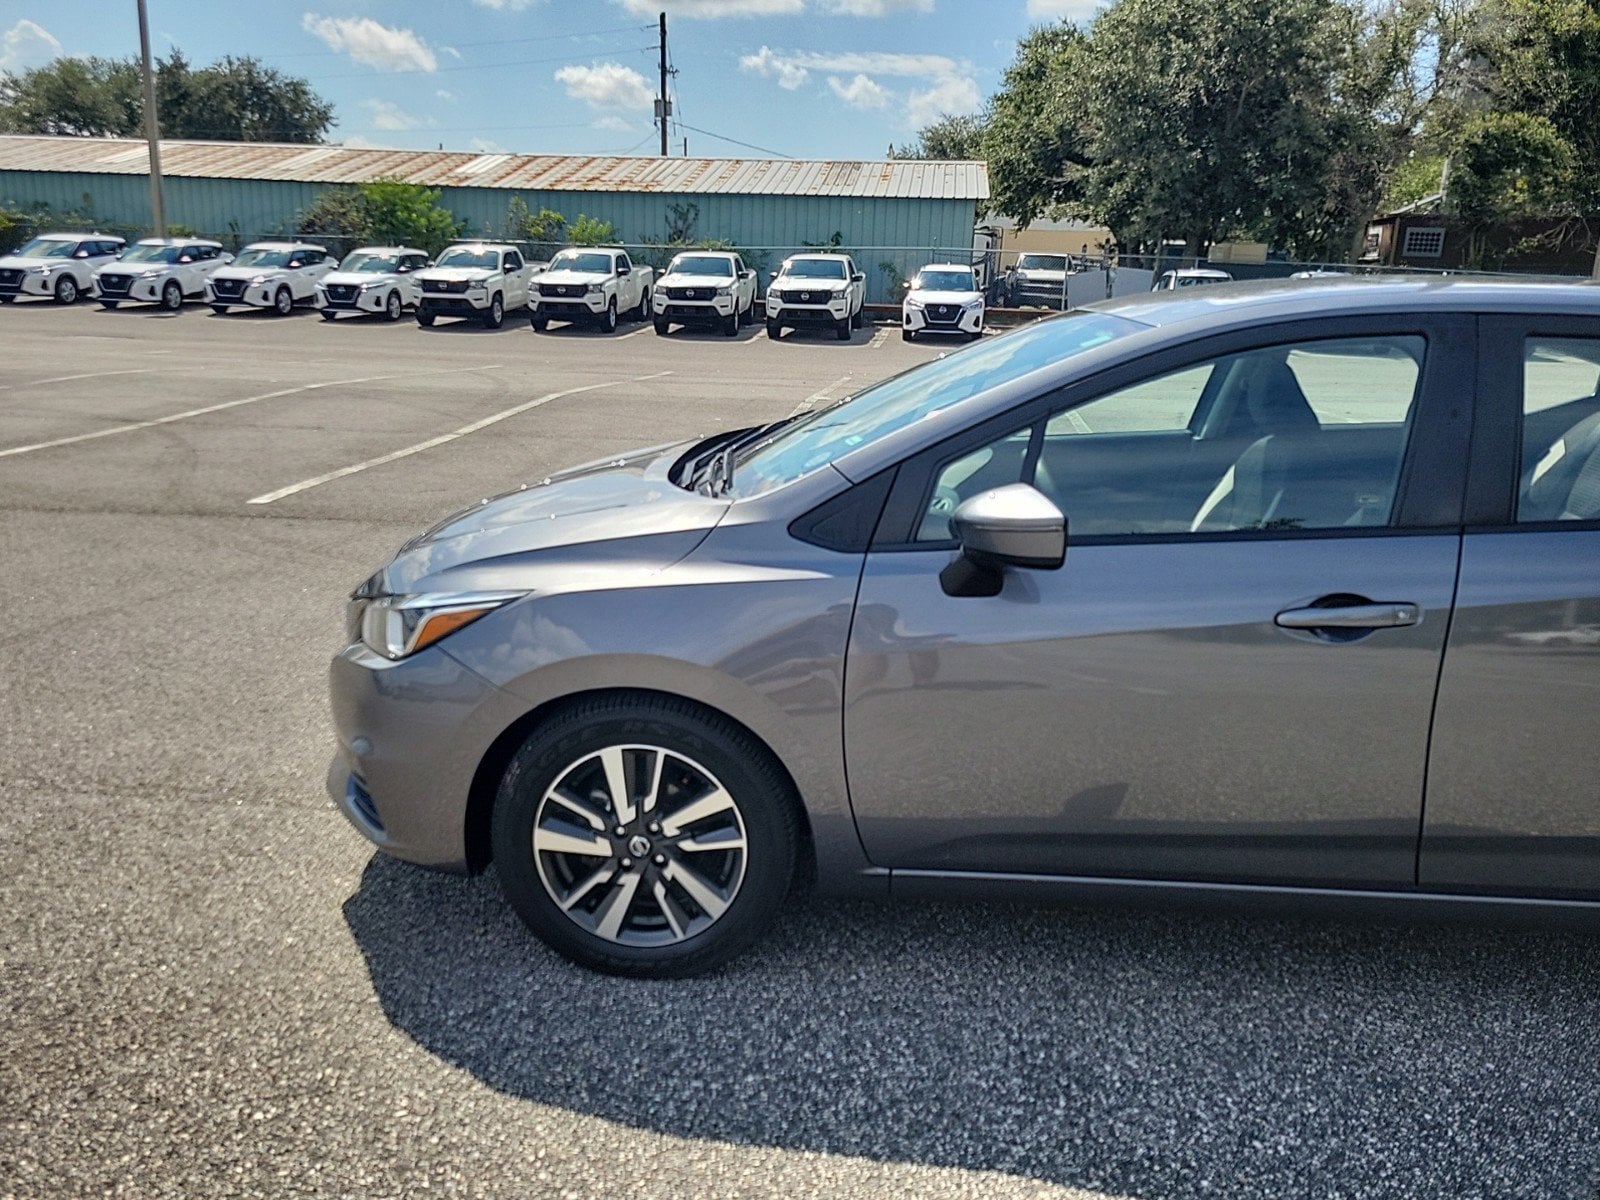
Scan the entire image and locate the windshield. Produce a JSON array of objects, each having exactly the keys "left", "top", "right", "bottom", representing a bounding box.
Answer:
[
  {"left": 341, "top": 250, "right": 401, "bottom": 273},
  {"left": 233, "top": 248, "right": 294, "bottom": 269},
  {"left": 15, "top": 237, "right": 77, "bottom": 259},
  {"left": 436, "top": 248, "right": 501, "bottom": 270},
  {"left": 549, "top": 251, "right": 613, "bottom": 273},
  {"left": 732, "top": 312, "right": 1142, "bottom": 497},
  {"left": 782, "top": 259, "right": 847, "bottom": 280},
  {"left": 1016, "top": 254, "right": 1068, "bottom": 272},
  {"left": 913, "top": 269, "right": 976, "bottom": 292},
  {"left": 121, "top": 244, "right": 183, "bottom": 264},
  {"left": 1177, "top": 274, "right": 1224, "bottom": 287},
  {"left": 667, "top": 255, "right": 734, "bottom": 277}
]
